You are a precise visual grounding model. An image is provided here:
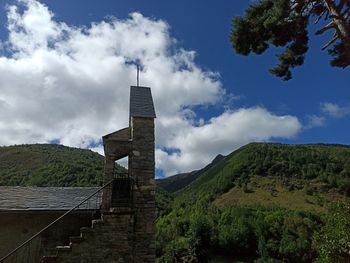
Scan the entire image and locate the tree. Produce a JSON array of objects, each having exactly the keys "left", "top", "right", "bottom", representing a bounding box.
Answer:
[
  {"left": 231, "top": 0, "right": 350, "bottom": 80},
  {"left": 313, "top": 203, "right": 350, "bottom": 262}
]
